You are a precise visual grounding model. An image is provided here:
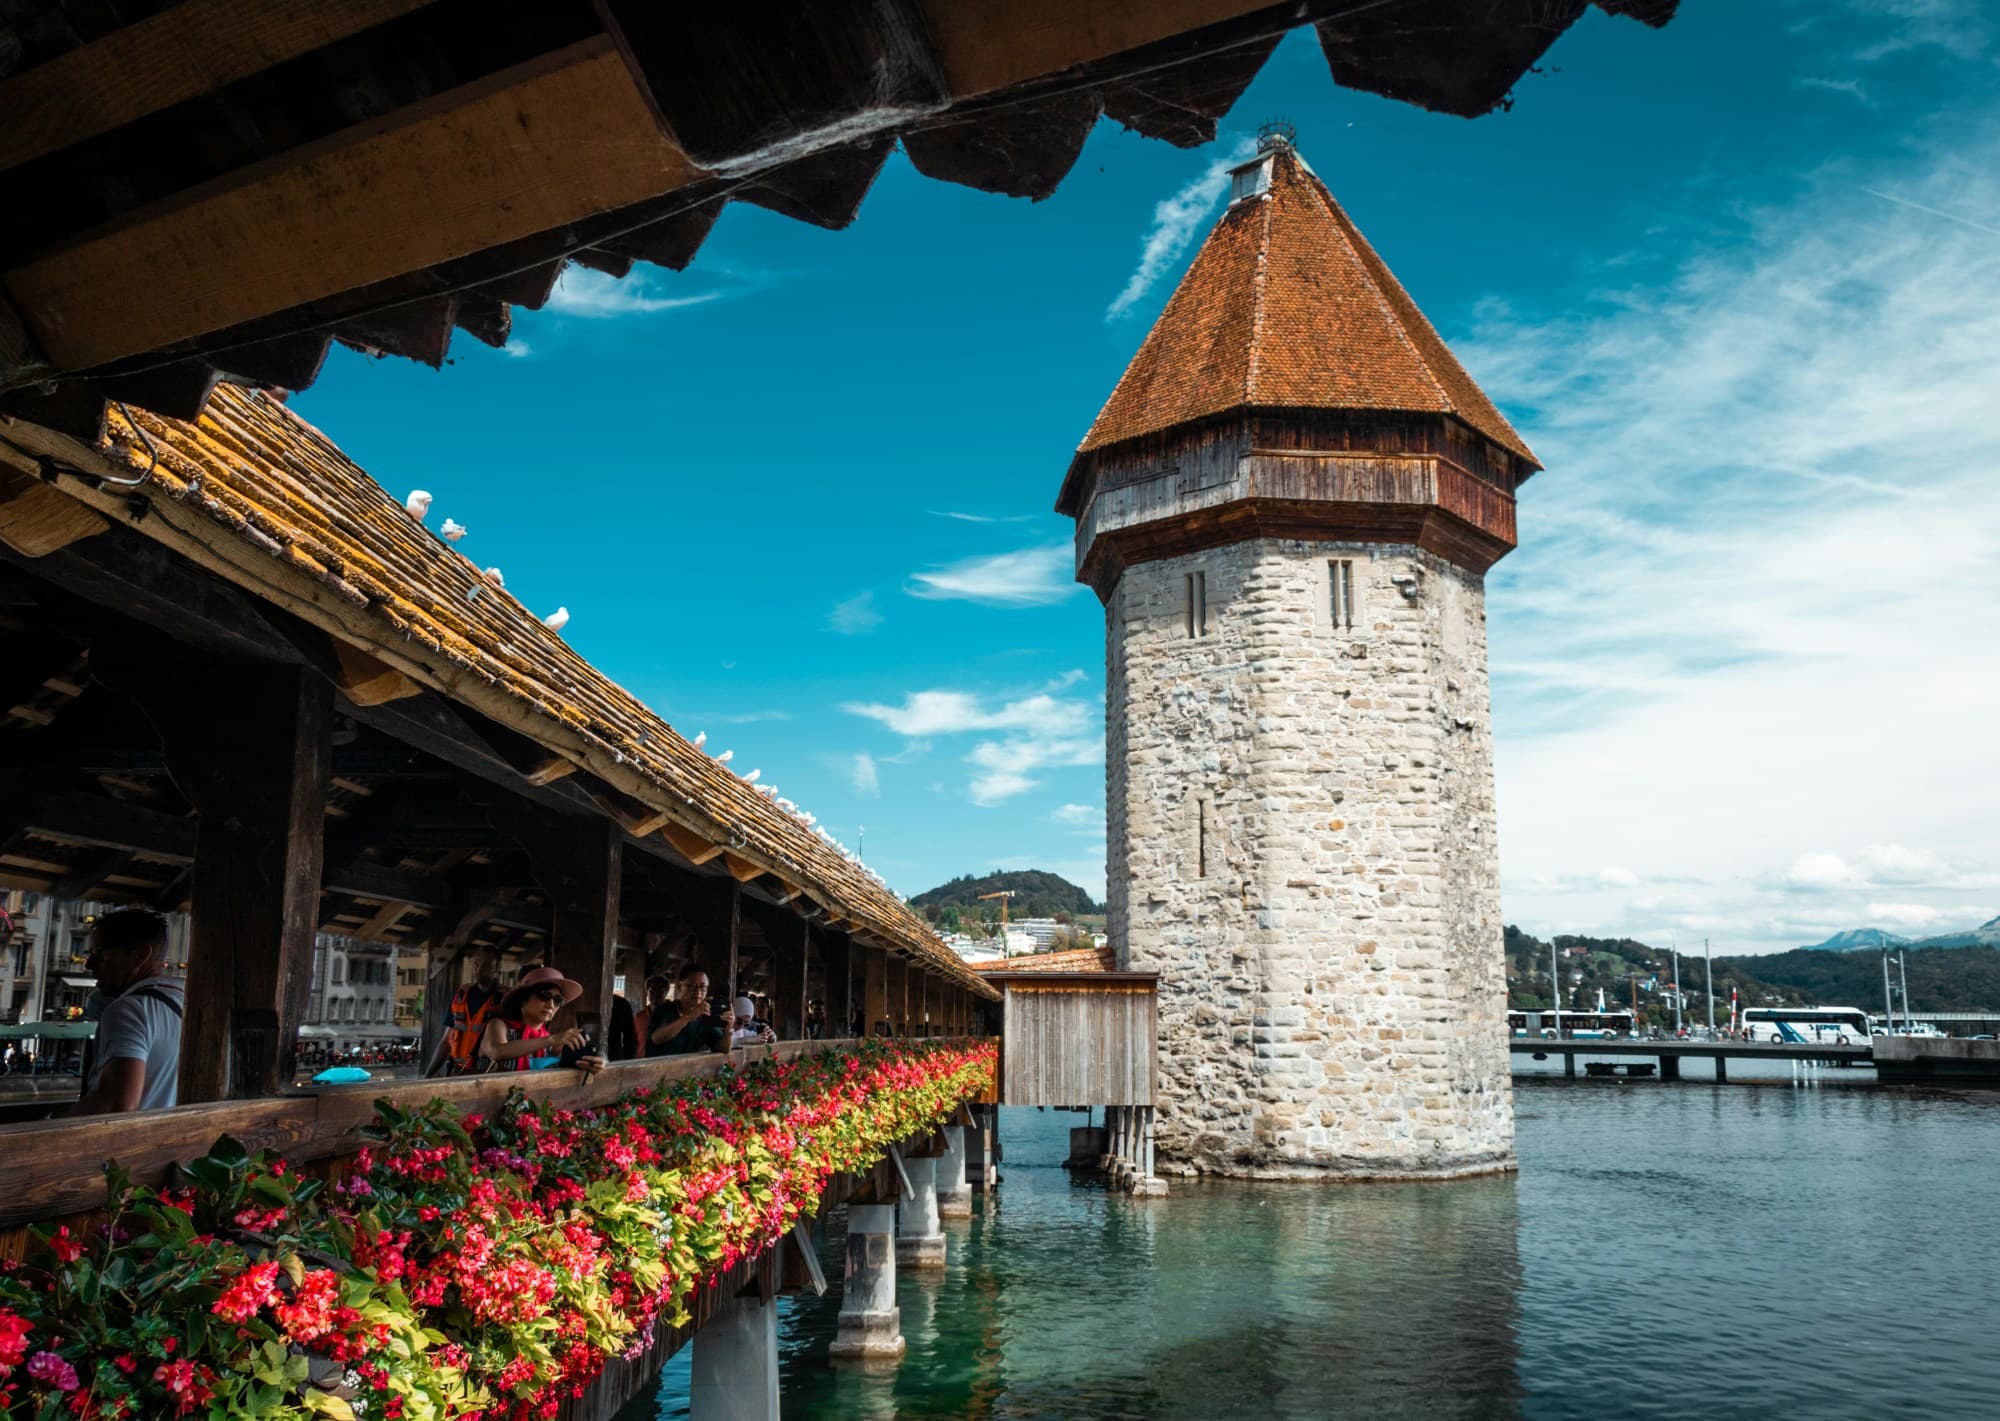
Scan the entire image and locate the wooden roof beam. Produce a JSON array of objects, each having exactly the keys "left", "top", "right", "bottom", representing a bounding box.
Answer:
[
  {"left": 4, "top": 35, "right": 704, "bottom": 372},
  {"left": 0, "top": 0, "right": 440, "bottom": 174}
]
